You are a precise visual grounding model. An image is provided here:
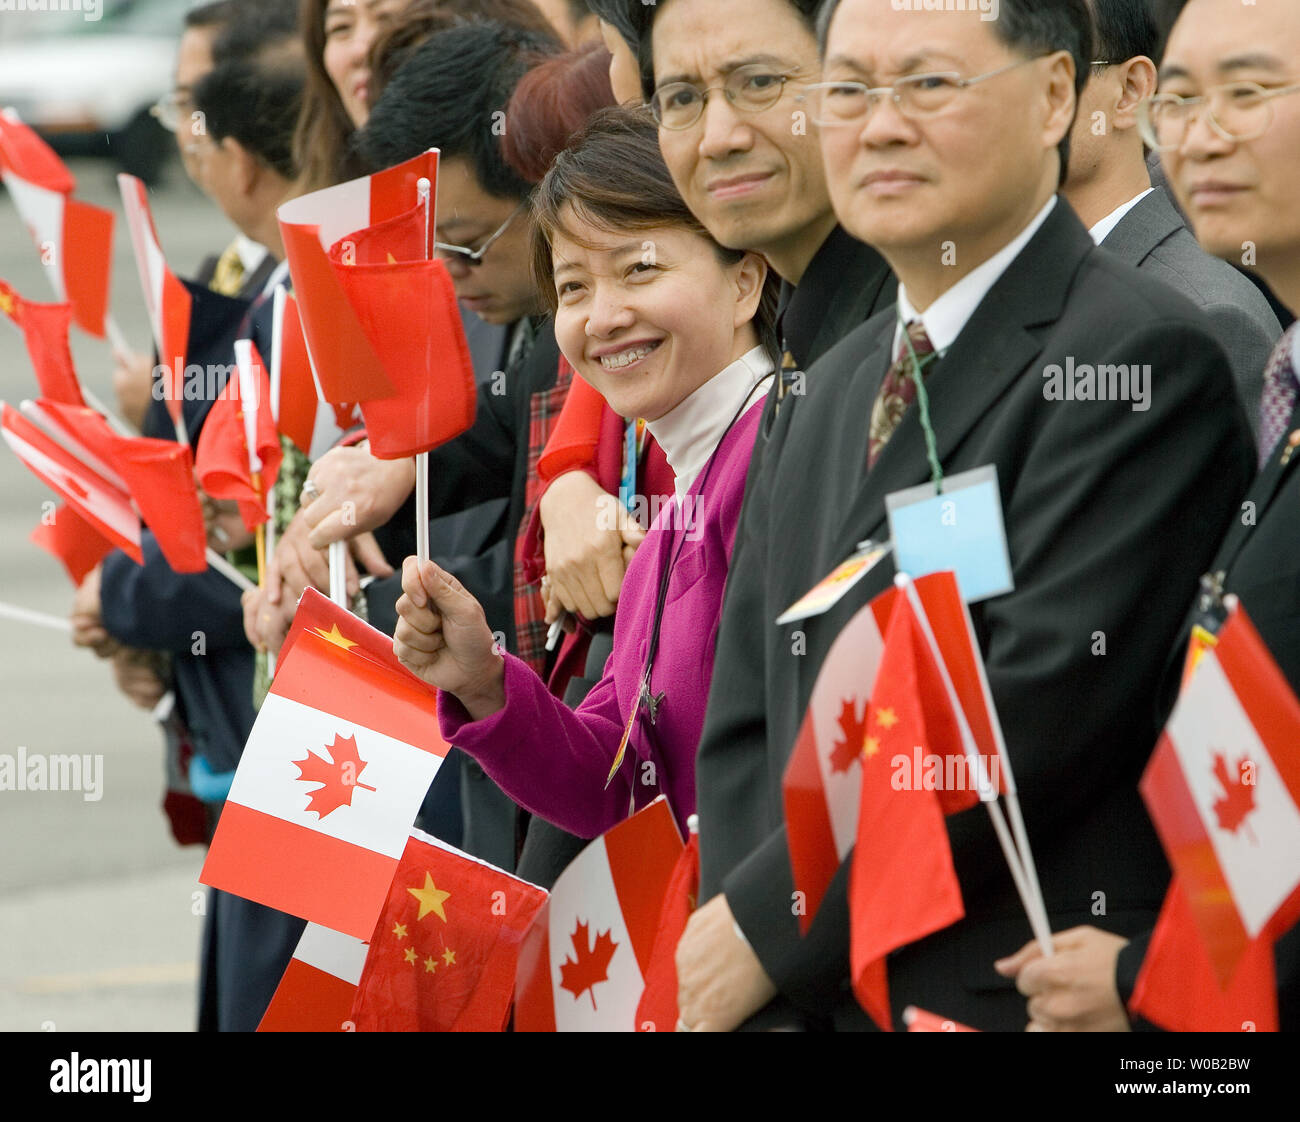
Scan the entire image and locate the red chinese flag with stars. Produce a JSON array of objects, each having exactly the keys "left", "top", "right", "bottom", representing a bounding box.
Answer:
[
  {"left": 201, "top": 588, "right": 451, "bottom": 939},
  {"left": 0, "top": 110, "right": 113, "bottom": 338},
  {"left": 515, "top": 797, "right": 682, "bottom": 1032},
  {"left": 849, "top": 587, "right": 968, "bottom": 1031},
  {"left": 0, "top": 279, "right": 84, "bottom": 406},
  {"left": 350, "top": 828, "right": 547, "bottom": 1032},
  {"left": 1131, "top": 605, "right": 1300, "bottom": 1028}
]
